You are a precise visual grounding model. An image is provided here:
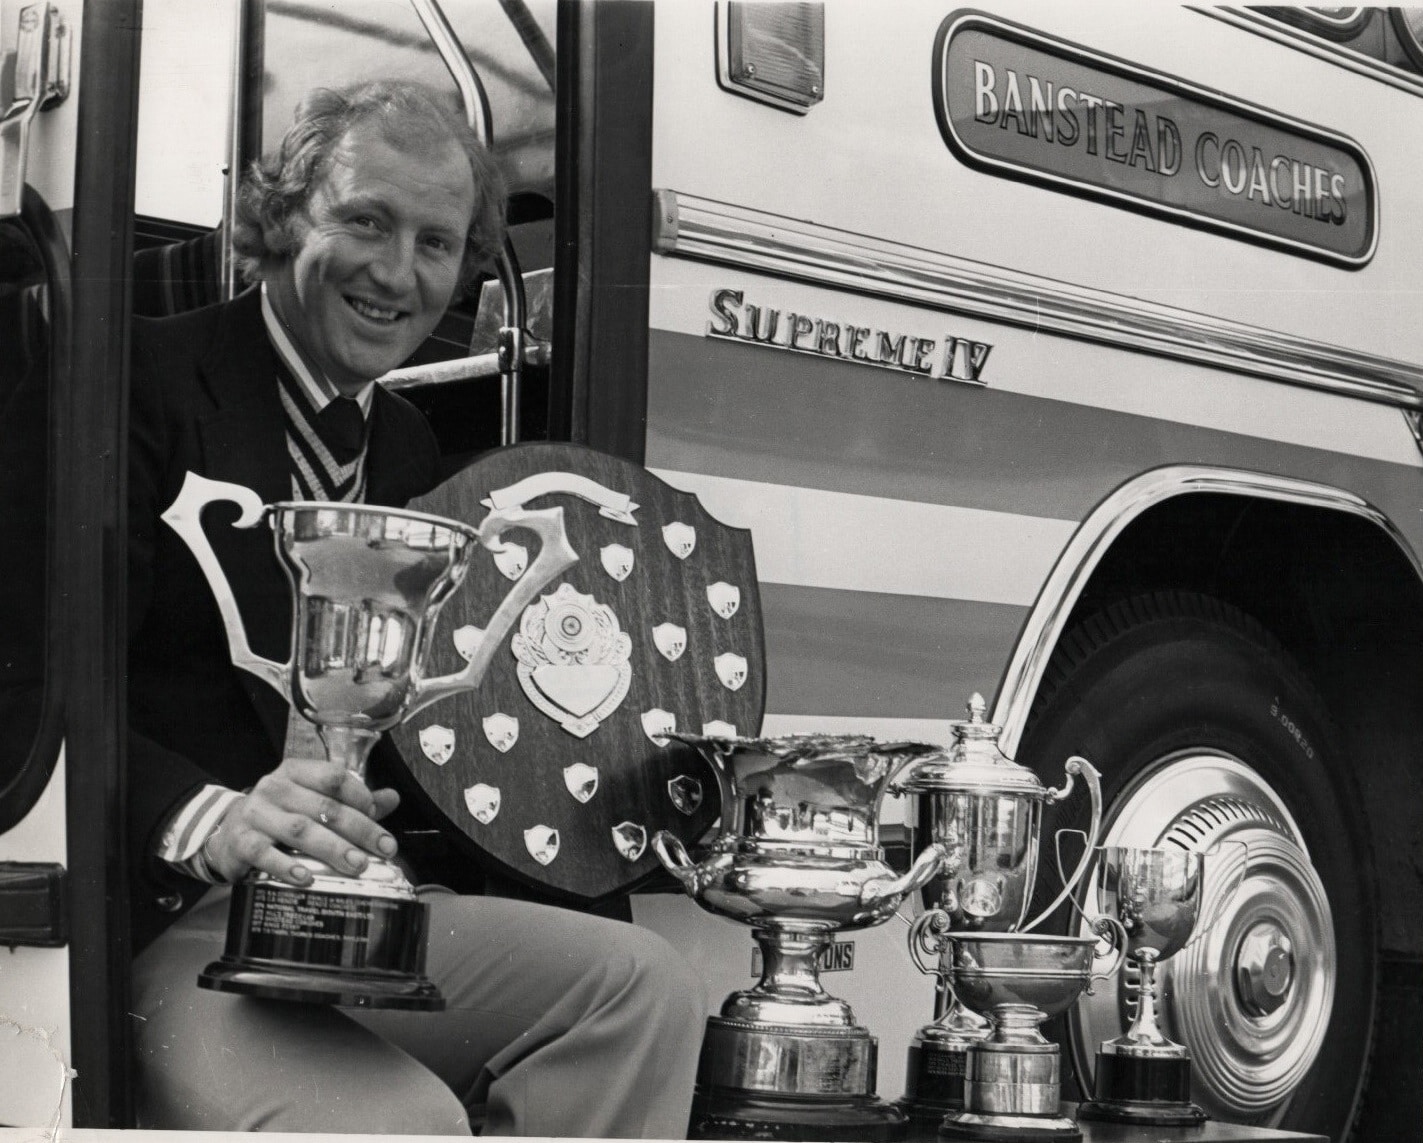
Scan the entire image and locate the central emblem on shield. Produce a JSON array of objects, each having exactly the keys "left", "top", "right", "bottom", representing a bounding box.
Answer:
[{"left": 512, "top": 583, "right": 633, "bottom": 738}]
